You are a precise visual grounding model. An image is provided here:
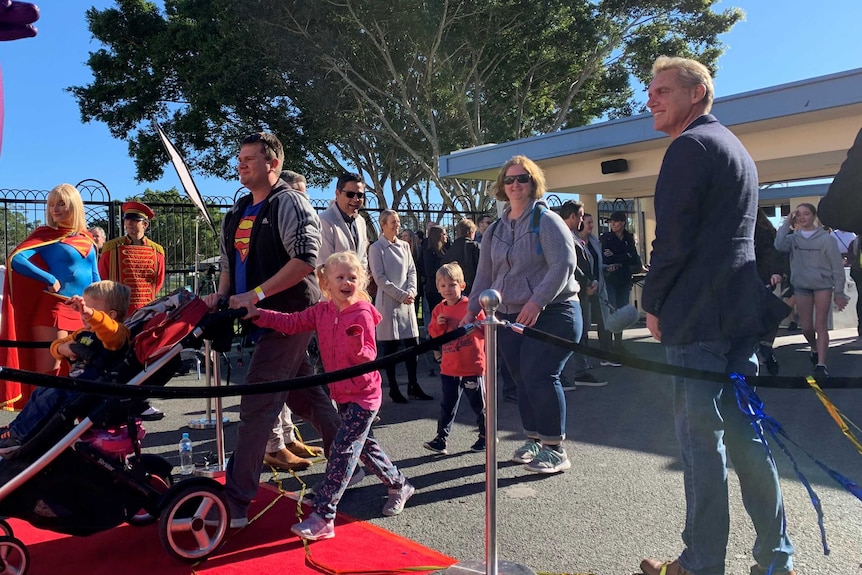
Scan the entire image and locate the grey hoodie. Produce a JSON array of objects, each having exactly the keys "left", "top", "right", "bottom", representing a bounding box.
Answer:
[
  {"left": 774, "top": 221, "right": 846, "bottom": 295},
  {"left": 468, "top": 199, "right": 578, "bottom": 316}
]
